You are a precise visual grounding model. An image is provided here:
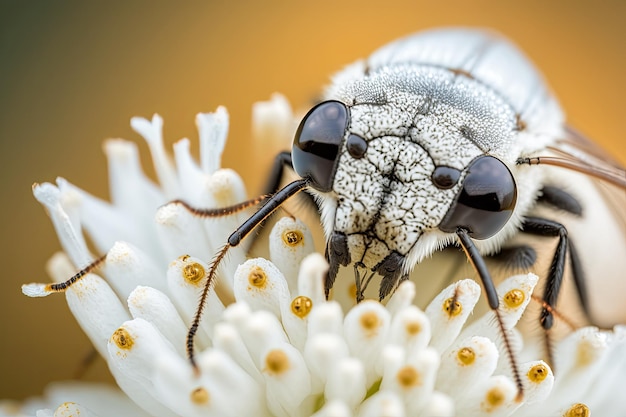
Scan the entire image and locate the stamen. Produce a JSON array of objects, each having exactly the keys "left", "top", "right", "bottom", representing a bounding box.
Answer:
[
  {"left": 563, "top": 403, "right": 590, "bottom": 417},
  {"left": 443, "top": 297, "right": 462, "bottom": 317},
  {"left": 248, "top": 266, "right": 267, "bottom": 289},
  {"left": 190, "top": 387, "right": 210, "bottom": 405},
  {"left": 527, "top": 363, "right": 549, "bottom": 383},
  {"left": 265, "top": 349, "right": 290, "bottom": 375},
  {"left": 359, "top": 311, "right": 381, "bottom": 335},
  {"left": 483, "top": 386, "right": 506, "bottom": 411},
  {"left": 291, "top": 296, "right": 313, "bottom": 318},
  {"left": 456, "top": 347, "right": 475, "bottom": 366},
  {"left": 111, "top": 328, "right": 134, "bottom": 350},
  {"left": 282, "top": 230, "right": 304, "bottom": 247},
  {"left": 504, "top": 288, "right": 525, "bottom": 308},
  {"left": 182, "top": 262, "right": 206, "bottom": 285},
  {"left": 396, "top": 365, "right": 421, "bottom": 388}
]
